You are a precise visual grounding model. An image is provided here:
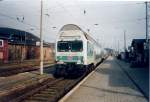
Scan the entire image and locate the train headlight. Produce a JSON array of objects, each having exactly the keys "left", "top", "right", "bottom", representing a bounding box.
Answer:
[
  {"left": 57, "top": 61, "right": 64, "bottom": 64},
  {"left": 77, "top": 60, "right": 81, "bottom": 64},
  {"left": 77, "top": 56, "right": 83, "bottom": 64}
]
